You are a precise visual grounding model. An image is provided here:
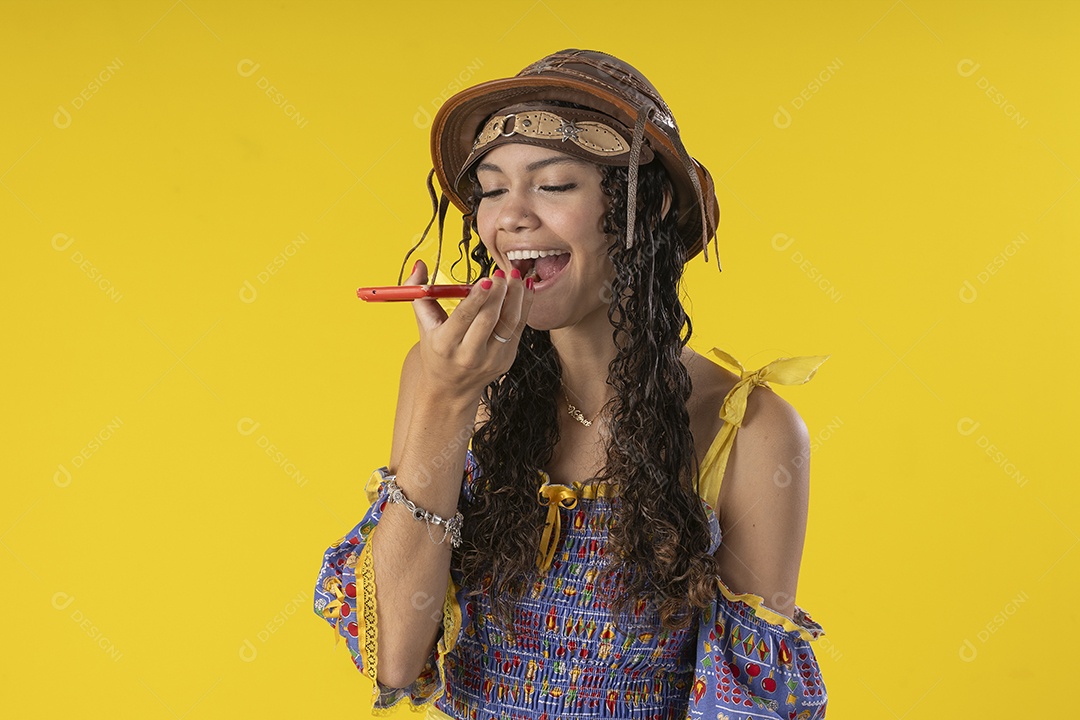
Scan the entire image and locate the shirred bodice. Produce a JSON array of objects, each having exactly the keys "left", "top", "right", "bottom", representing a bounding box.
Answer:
[{"left": 437, "top": 486, "right": 723, "bottom": 719}]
